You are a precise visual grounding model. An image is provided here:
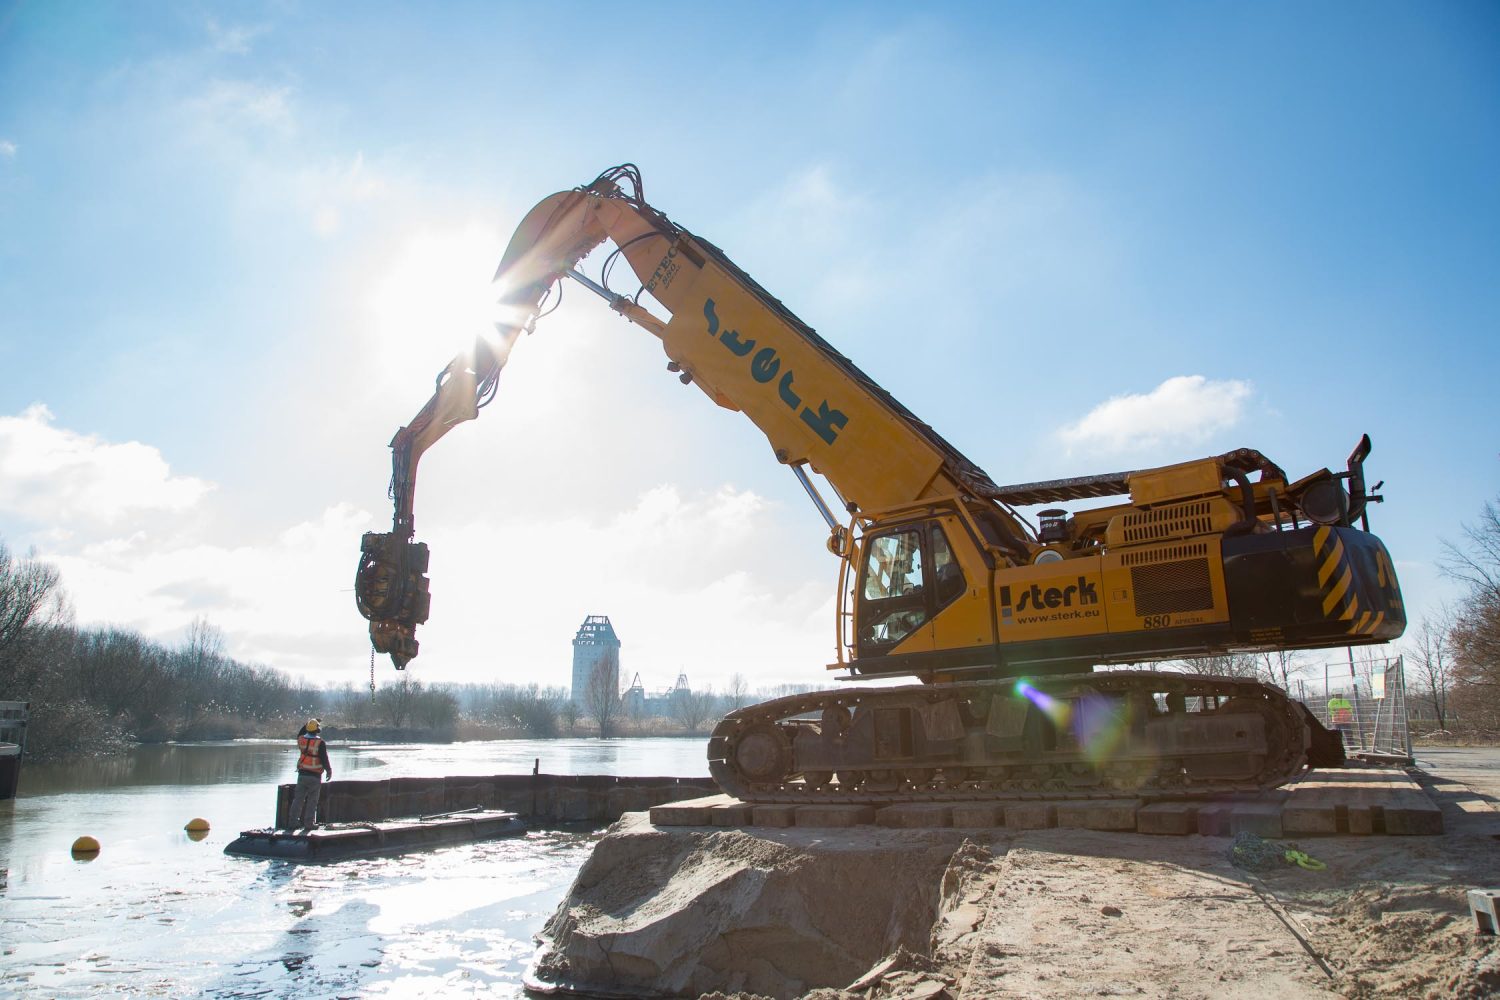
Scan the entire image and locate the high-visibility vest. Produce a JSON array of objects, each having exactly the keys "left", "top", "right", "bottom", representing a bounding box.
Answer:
[
  {"left": 297, "top": 734, "right": 325, "bottom": 773},
  {"left": 1328, "top": 697, "right": 1353, "bottom": 724}
]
